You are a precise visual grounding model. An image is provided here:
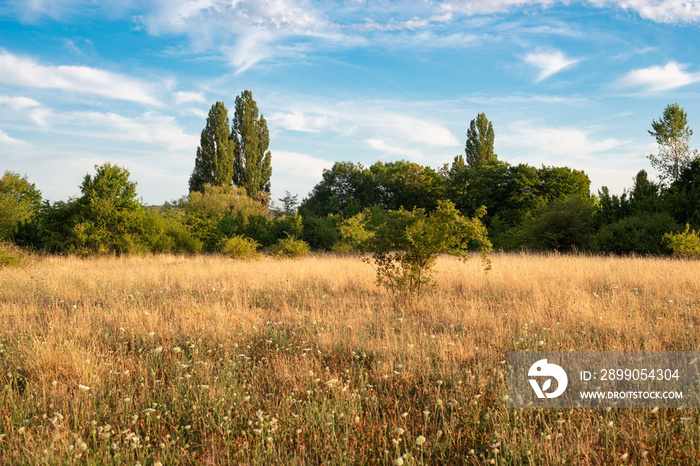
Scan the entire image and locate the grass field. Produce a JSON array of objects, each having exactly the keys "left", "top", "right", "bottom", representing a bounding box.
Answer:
[{"left": 1, "top": 252, "right": 699, "bottom": 464}]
